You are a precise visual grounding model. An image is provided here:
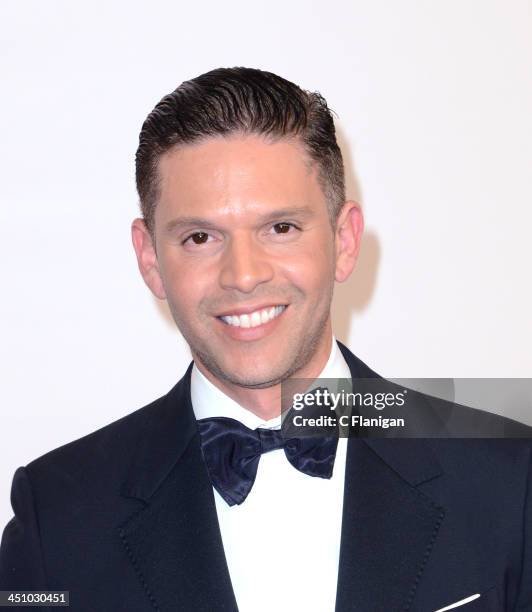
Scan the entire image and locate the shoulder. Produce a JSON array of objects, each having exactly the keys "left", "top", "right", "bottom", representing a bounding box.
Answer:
[
  {"left": 412, "top": 388, "right": 532, "bottom": 438},
  {"left": 23, "top": 387, "right": 174, "bottom": 494},
  {"left": 338, "top": 341, "right": 532, "bottom": 438},
  {"left": 340, "top": 342, "right": 532, "bottom": 473},
  {"left": 428, "top": 437, "right": 532, "bottom": 475}
]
